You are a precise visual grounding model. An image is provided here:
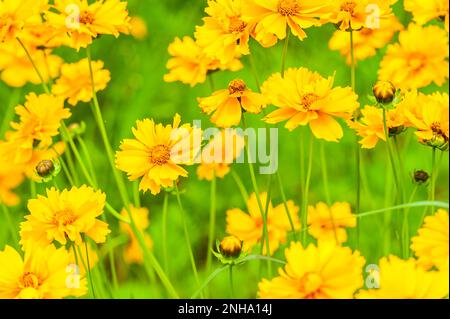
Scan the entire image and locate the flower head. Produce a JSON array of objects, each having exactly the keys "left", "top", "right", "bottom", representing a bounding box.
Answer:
[
  {"left": 411, "top": 209, "right": 449, "bottom": 271},
  {"left": 404, "top": 0, "right": 449, "bottom": 31},
  {"left": 115, "top": 114, "right": 201, "bottom": 195},
  {"left": 258, "top": 241, "right": 366, "bottom": 298},
  {"left": 263, "top": 67, "right": 359, "bottom": 142},
  {"left": 198, "top": 79, "right": 266, "bottom": 128},
  {"left": 379, "top": 24, "right": 449, "bottom": 90},
  {"left": 20, "top": 186, "right": 110, "bottom": 248},
  {"left": 357, "top": 256, "right": 449, "bottom": 299},
  {"left": 0, "top": 156, "right": 24, "bottom": 206},
  {"left": 226, "top": 192, "right": 300, "bottom": 255},
  {"left": 0, "top": 244, "right": 86, "bottom": 299},
  {"left": 219, "top": 235, "right": 243, "bottom": 258},
  {"left": 307, "top": 202, "right": 357, "bottom": 244}
]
